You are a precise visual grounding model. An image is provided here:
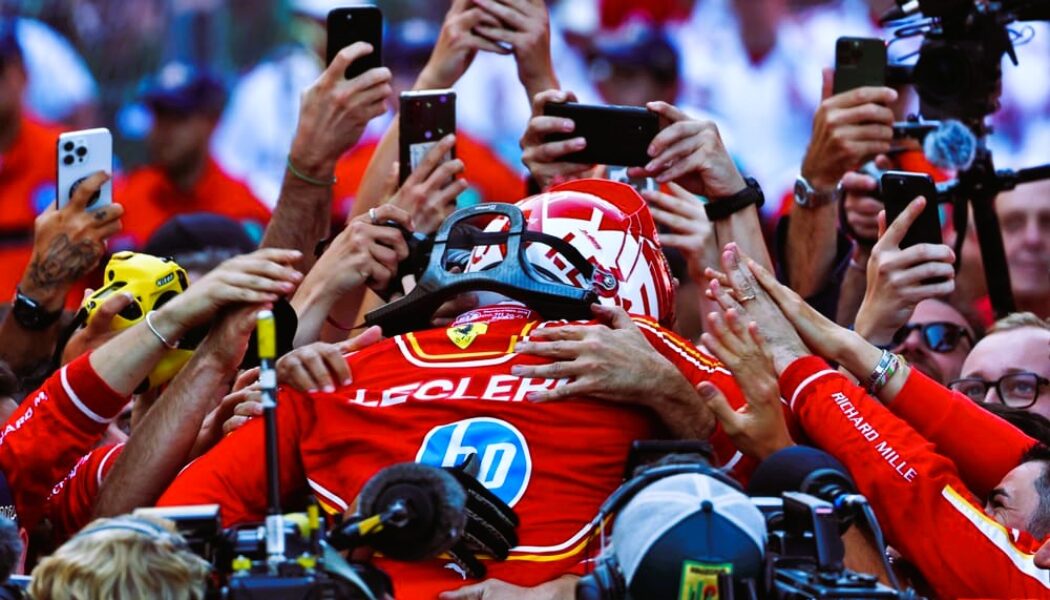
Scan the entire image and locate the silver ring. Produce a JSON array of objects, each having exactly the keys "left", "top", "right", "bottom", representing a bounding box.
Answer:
[
  {"left": 737, "top": 293, "right": 757, "bottom": 303},
  {"left": 369, "top": 208, "right": 378, "bottom": 225}
]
